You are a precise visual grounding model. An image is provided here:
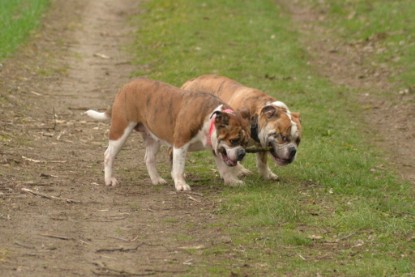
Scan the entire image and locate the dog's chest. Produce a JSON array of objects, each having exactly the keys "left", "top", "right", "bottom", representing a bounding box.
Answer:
[{"left": 185, "top": 119, "right": 211, "bottom": 152}]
